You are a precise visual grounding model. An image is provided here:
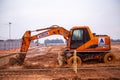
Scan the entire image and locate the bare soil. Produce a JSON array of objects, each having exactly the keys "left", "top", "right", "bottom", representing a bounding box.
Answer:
[{"left": 0, "top": 44, "right": 120, "bottom": 80}]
